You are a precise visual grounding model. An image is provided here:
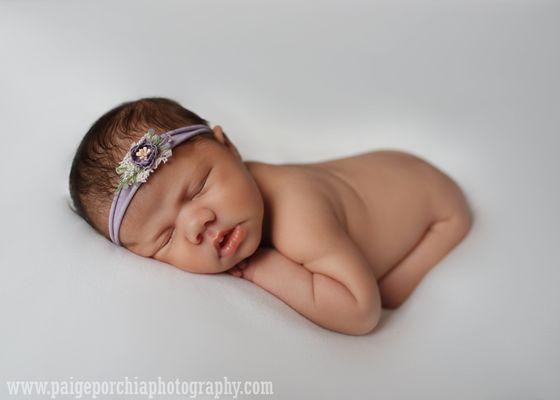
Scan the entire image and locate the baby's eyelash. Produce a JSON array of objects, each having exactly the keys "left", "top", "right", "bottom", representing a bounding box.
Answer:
[{"left": 195, "top": 170, "right": 210, "bottom": 195}]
